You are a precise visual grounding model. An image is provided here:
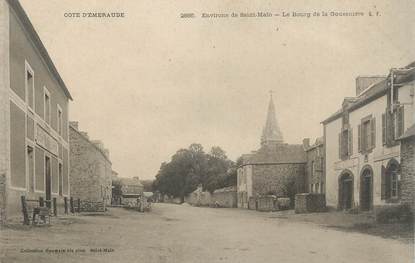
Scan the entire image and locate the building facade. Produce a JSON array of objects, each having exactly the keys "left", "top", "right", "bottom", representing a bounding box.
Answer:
[
  {"left": 302, "top": 137, "right": 325, "bottom": 194},
  {"left": 0, "top": 0, "right": 72, "bottom": 222},
  {"left": 397, "top": 124, "right": 415, "bottom": 212},
  {"left": 323, "top": 63, "right": 414, "bottom": 211},
  {"left": 69, "top": 122, "right": 112, "bottom": 206},
  {"left": 237, "top": 95, "right": 306, "bottom": 209}
]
